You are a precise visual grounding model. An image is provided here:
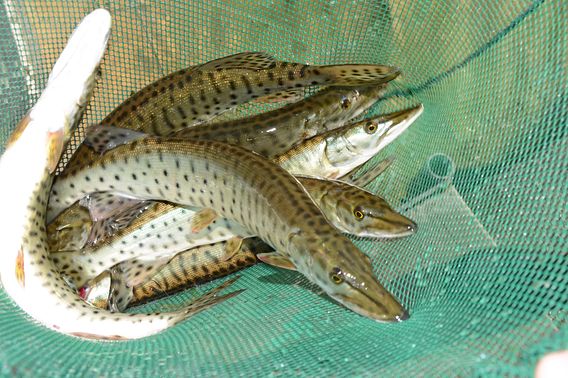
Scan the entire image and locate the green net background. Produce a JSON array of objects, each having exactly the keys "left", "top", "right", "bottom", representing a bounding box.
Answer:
[{"left": 0, "top": 0, "right": 566, "bottom": 376}]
